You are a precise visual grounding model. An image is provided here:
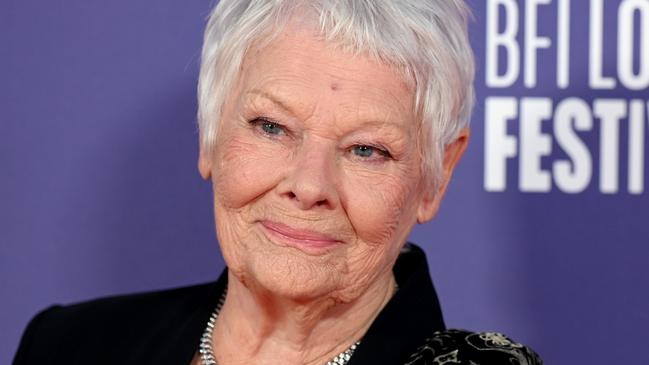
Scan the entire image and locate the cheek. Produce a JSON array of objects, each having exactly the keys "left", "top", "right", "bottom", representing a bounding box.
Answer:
[
  {"left": 332, "top": 168, "right": 422, "bottom": 299},
  {"left": 210, "top": 132, "right": 289, "bottom": 277},
  {"left": 342, "top": 168, "right": 421, "bottom": 247},
  {"left": 212, "top": 134, "right": 286, "bottom": 210}
]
